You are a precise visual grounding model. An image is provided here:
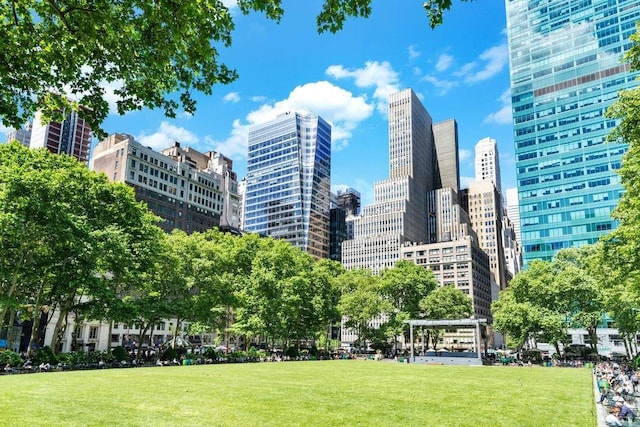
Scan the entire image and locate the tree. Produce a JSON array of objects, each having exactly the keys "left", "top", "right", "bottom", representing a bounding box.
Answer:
[
  {"left": 232, "top": 237, "right": 331, "bottom": 349},
  {"left": 379, "top": 260, "right": 437, "bottom": 350},
  {"left": 491, "top": 292, "right": 541, "bottom": 351},
  {"left": 419, "top": 285, "right": 472, "bottom": 349},
  {"left": 0, "top": 142, "right": 161, "bottom": 353},
  {"left": 606, "top": 23, "right": 640, "bottom": 284},
  {"left": 553, "top": 245, "right": 606, "bottom": 352},
  {"left": 491, "top": 260, "right": 564, "bottom": 354},
  {"left": 1, "top": 0, "right": 468, "bottom": 135},
  {"left": 337, "top": 268, "right": 389, "bottom": 350}
]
